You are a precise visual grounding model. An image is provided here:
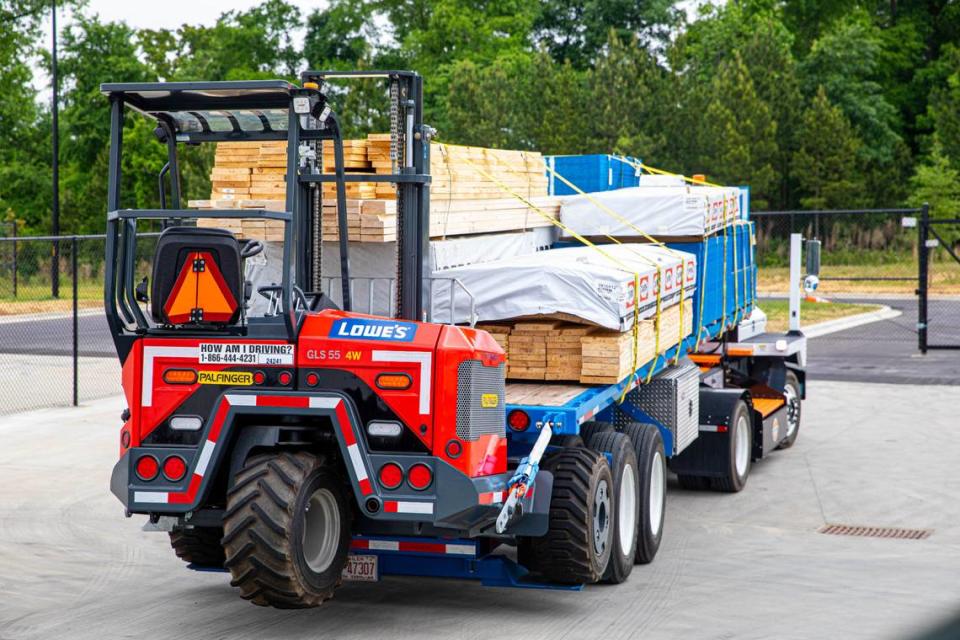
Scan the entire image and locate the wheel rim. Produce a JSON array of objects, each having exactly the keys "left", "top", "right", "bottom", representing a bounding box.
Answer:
[
  {"left": 618, "top": 463, "right": 638, "bottom": 557},
  {"left": 649, "top": 451, "right": 665, "bottom": 537},
  {"left": 593, "top": 479, "right": 610, "bottom": 556},
  {"left": 784, "top": 383, "right": 800, "bottom": 438},
  {"left": 734, "top": 414, "right": 750, "bottom": 478},
  {"left": 302, "top": 487, "right": 340, "bottom": 573}
]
